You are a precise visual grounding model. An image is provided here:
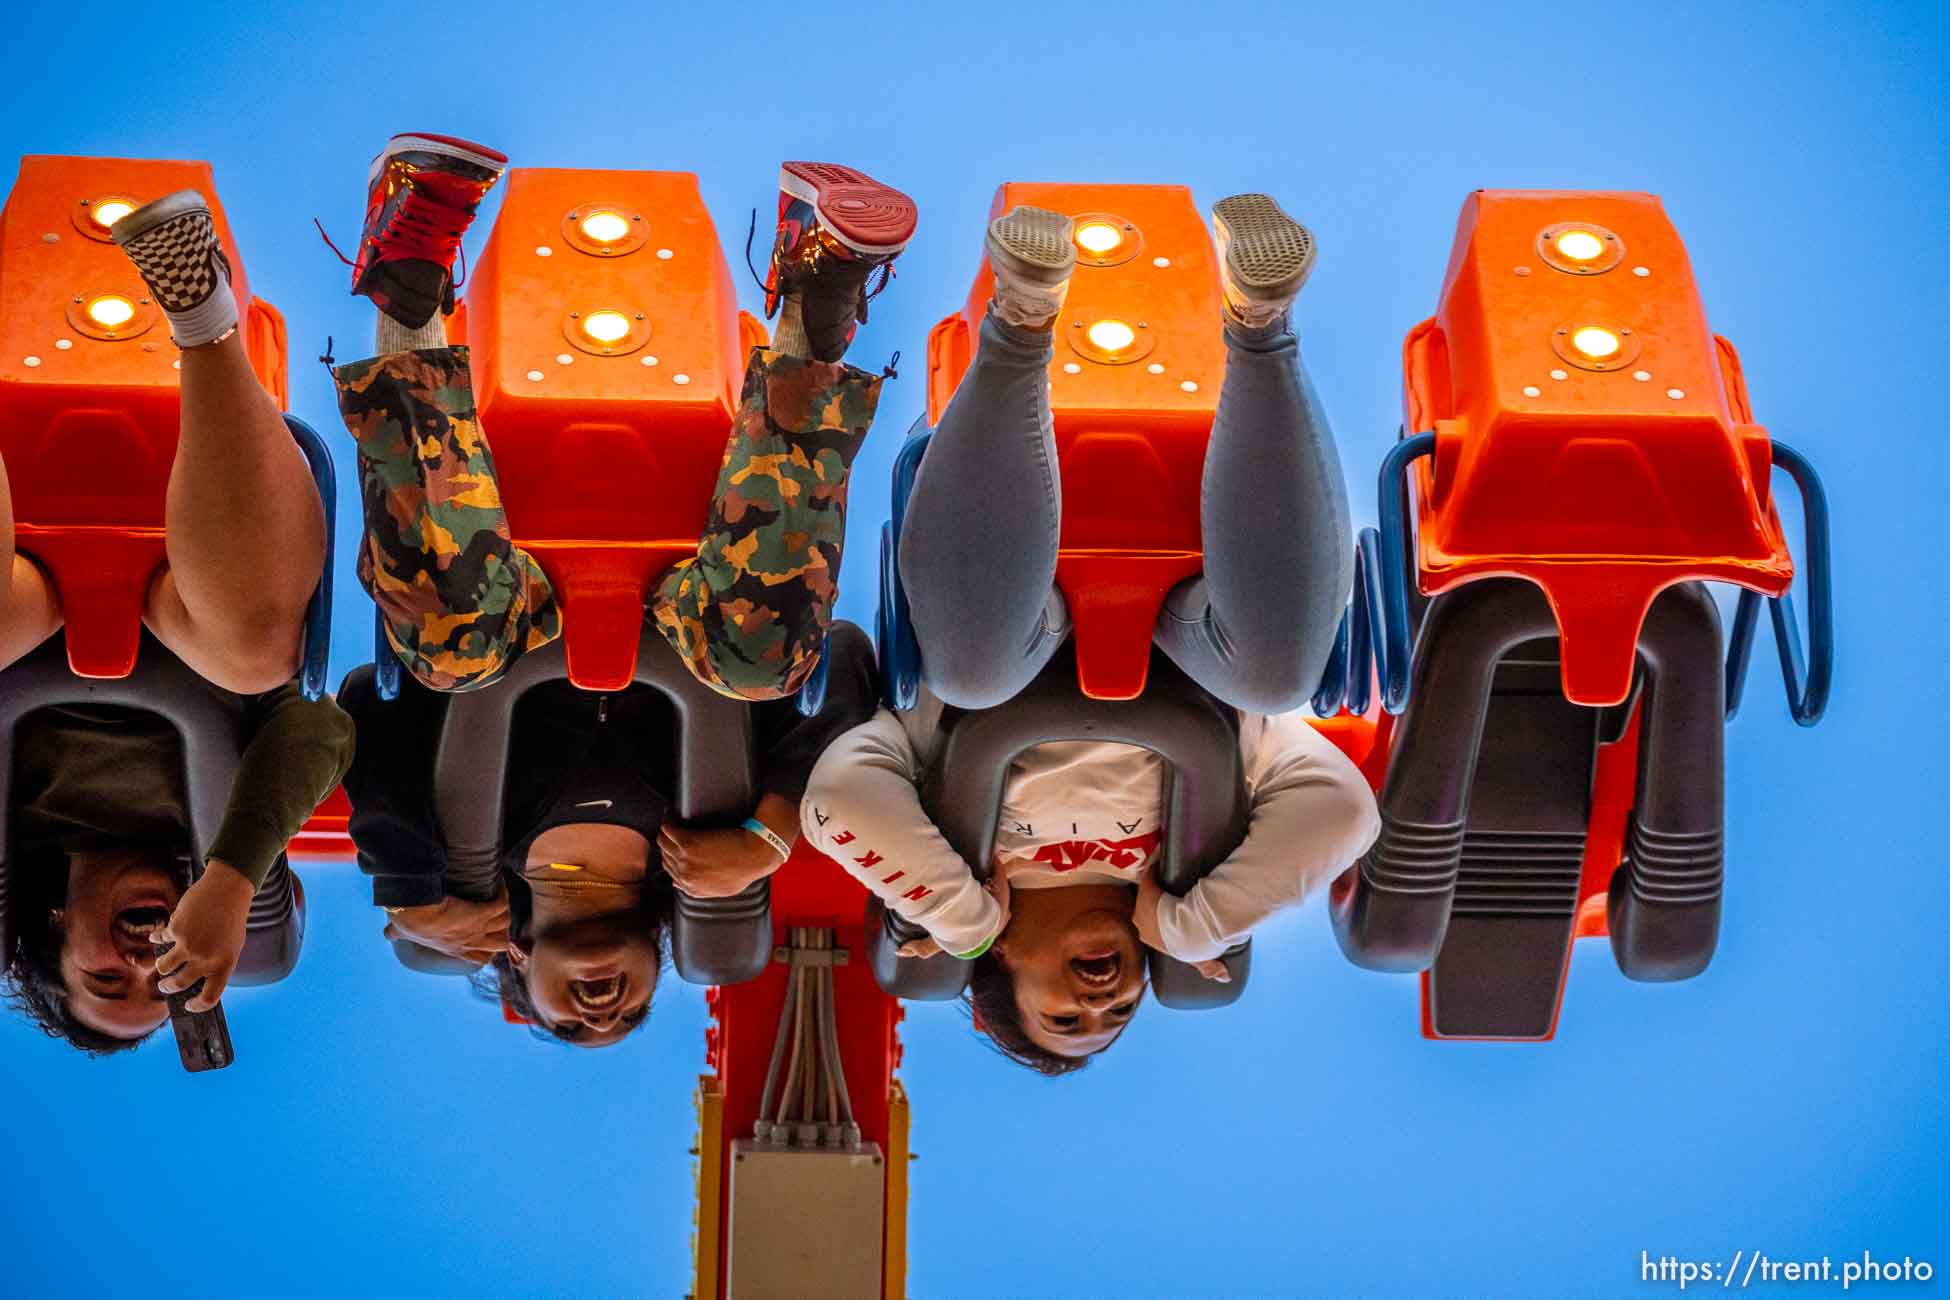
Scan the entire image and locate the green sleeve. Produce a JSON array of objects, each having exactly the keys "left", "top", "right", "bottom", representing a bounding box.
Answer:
[{"left": 206, "top": 684, "right": 357, "bottom": 889}]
